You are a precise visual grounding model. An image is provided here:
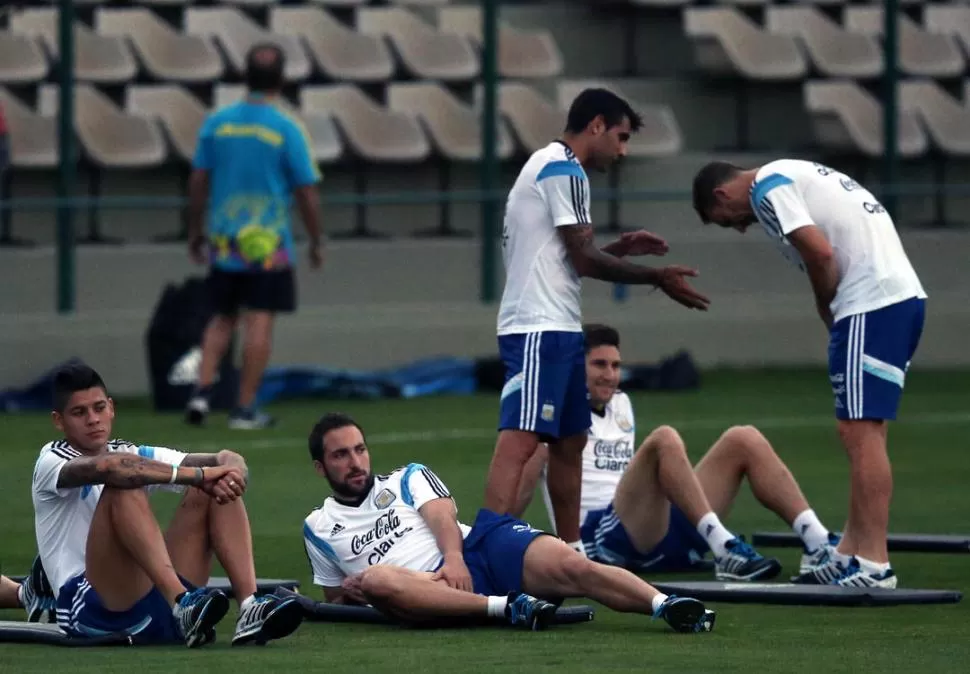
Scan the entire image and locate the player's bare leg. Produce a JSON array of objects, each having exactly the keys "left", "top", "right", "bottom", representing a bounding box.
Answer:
[
  {"left": 484, "top": 430, "right": 540, "bottom": 515},
  {"left": 230, "top": 310, "right": 276, "bottom": 429},
  {"left": 695, "top": 425, "right": 834, "bottom": 574},
  {"left": 165, "top": 486, "right": 302, "bottom": 645},
  {"left": 616, "top": 425, "right": 780, "bottom": 580},
  {"left": 84, "top": 487, "right": 230, "bottom": 646},
  {"left": 837, "top": 419, "right": 892, "bottom": 564},
  {"left": 0, "top": 575, "right": 20, "bottom": 609},
  {"left": 546, "top": 431, "right": 587, "bottom": 544},
  {"left": 358, "top": 566, "right": 557, "bottom": 630},
  {"left": 520, "top": 536, "right": 714, "bottom": 633}
]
